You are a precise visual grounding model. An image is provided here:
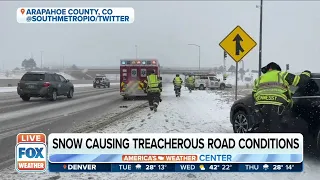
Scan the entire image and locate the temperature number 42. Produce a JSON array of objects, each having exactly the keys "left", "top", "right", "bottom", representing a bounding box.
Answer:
[{"left": 209, "top": 165, "right": 219, "bottom": 170}]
